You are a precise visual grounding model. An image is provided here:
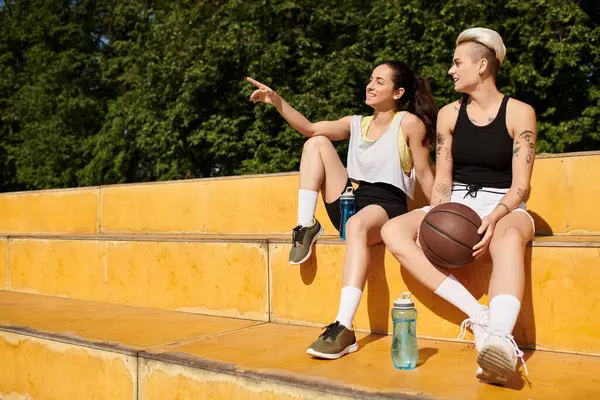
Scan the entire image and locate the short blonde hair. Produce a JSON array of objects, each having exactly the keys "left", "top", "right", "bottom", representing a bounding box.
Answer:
[{"left": 457, "top": 27, "right": 506, "bottom": 77}]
